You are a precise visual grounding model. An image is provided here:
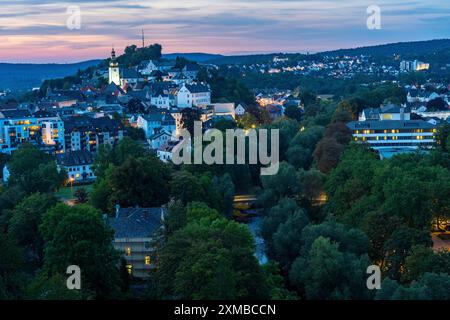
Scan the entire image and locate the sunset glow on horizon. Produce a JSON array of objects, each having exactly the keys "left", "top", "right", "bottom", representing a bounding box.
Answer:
[{"left": 0, "top": 0, "right": 449, "bottom": 63}]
